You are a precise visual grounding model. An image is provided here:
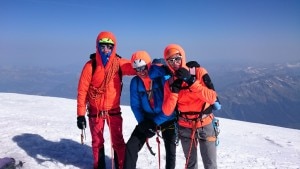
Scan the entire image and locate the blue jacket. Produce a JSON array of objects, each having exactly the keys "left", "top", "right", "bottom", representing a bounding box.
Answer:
[{"left": 130, "top": 65, "right": 175, "bottom": 125}]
